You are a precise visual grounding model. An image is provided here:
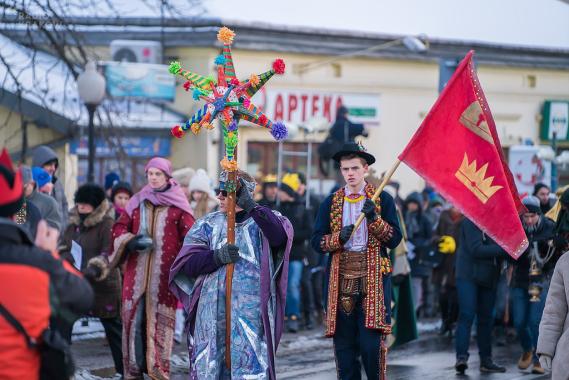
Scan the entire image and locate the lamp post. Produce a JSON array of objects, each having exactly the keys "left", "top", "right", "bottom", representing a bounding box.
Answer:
[{"left": 77, "top": 61, "right": 106, "bottom": 183}]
